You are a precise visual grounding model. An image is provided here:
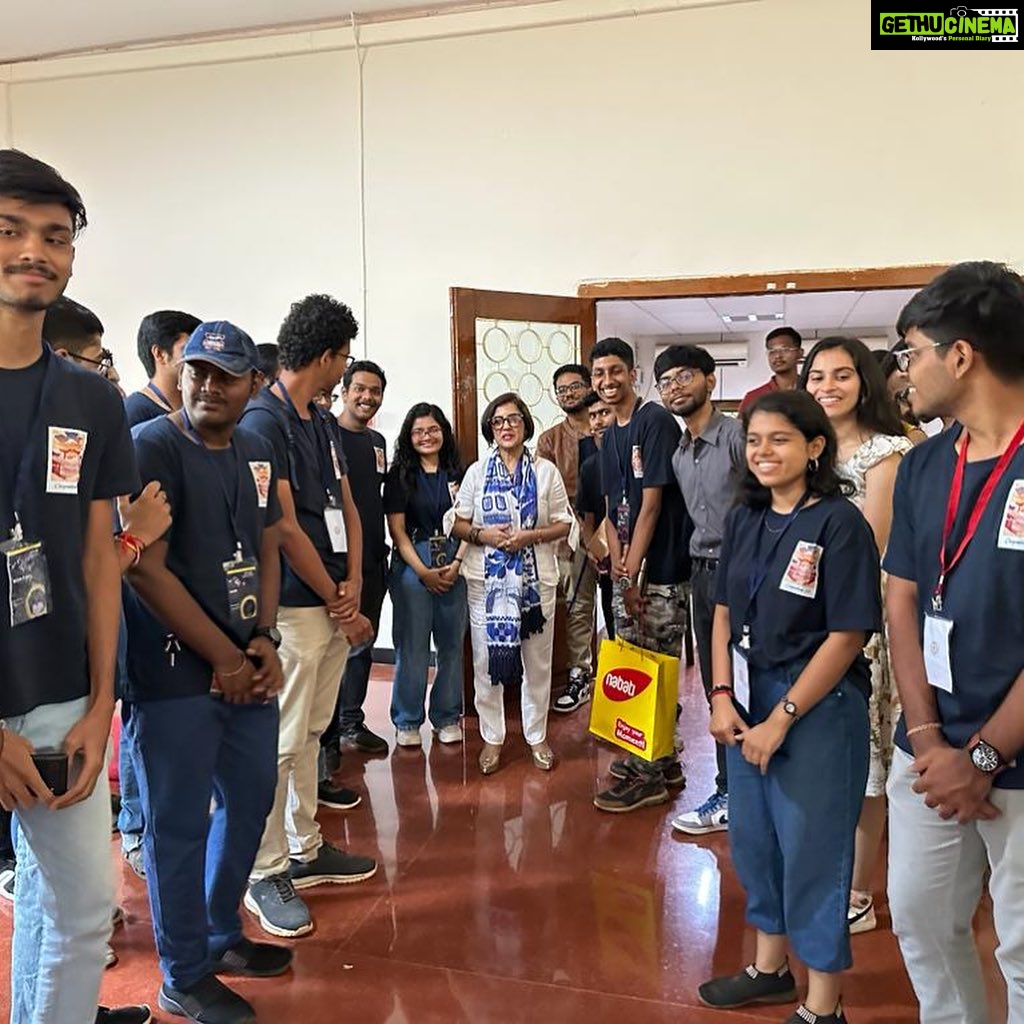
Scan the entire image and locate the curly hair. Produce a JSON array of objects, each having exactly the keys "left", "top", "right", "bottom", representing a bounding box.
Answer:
[
  {"left": 390, "top": 403, "right": 463, "bottom": 495},
  {"left": 277, "top": 294, "right": 359, "bottom": 371}
]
